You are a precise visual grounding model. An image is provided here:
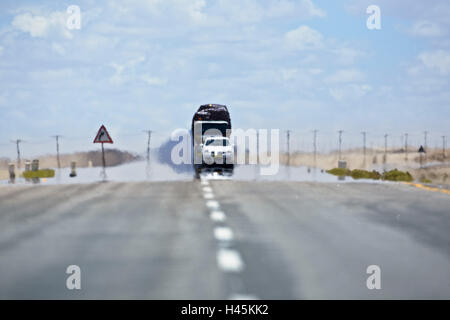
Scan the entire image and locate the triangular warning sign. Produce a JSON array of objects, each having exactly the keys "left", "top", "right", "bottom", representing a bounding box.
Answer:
[
  {"left": 418, "top": 145, "right": 426, "bottom": 153},
  {"left": 93, "top": 125, "right": 113, "bottom": 143}
]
